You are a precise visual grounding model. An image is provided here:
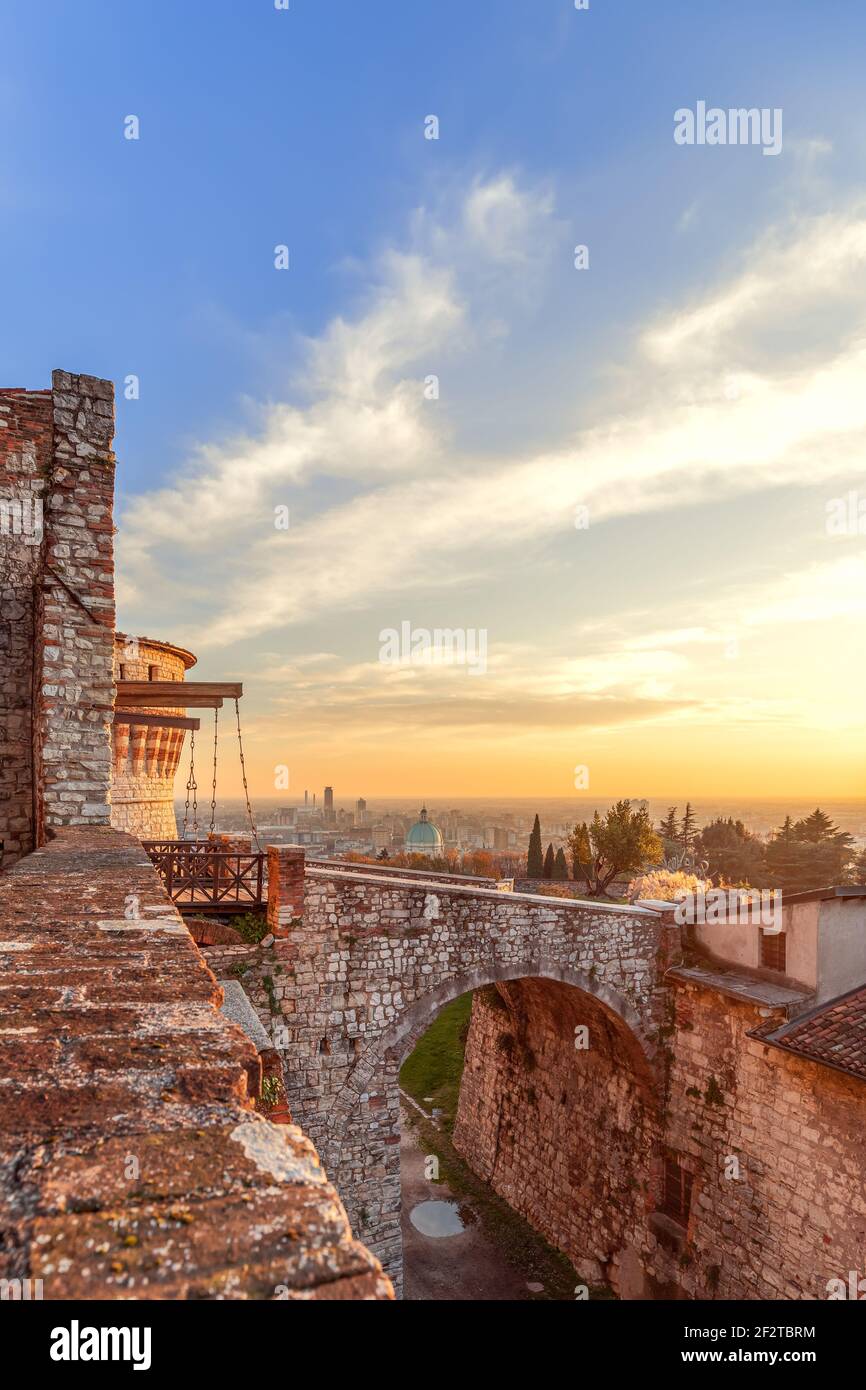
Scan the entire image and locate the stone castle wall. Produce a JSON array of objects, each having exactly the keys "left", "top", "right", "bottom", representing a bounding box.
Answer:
[
  {"left": 0, "top": 826, "right": 392, "bottom": 1301},
  {"left": 453, "top": 970, "right": 866, "bottom": 1300},
  {"left": 453, "top": 977, "right": 660, "bottom": 1295},
  {"left": 0, "top": 389, "right": 53, "bottom": 866},
  {"left": 0, "top": 372, "right": 116, "bottom": 869}
]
